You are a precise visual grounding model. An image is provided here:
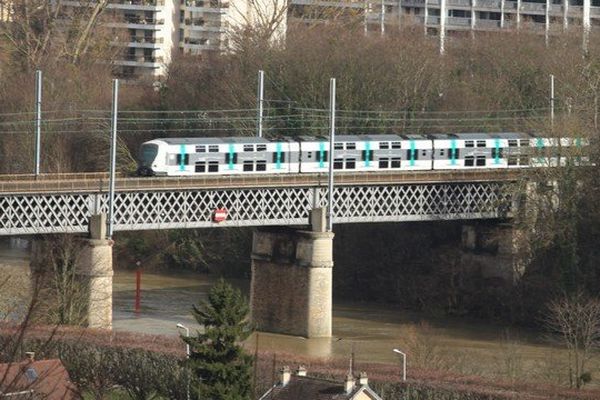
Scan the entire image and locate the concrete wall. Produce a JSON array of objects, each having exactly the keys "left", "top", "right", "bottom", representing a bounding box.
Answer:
[{"left": 250, "top": 227, "right": 334, "bottom": 338}]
